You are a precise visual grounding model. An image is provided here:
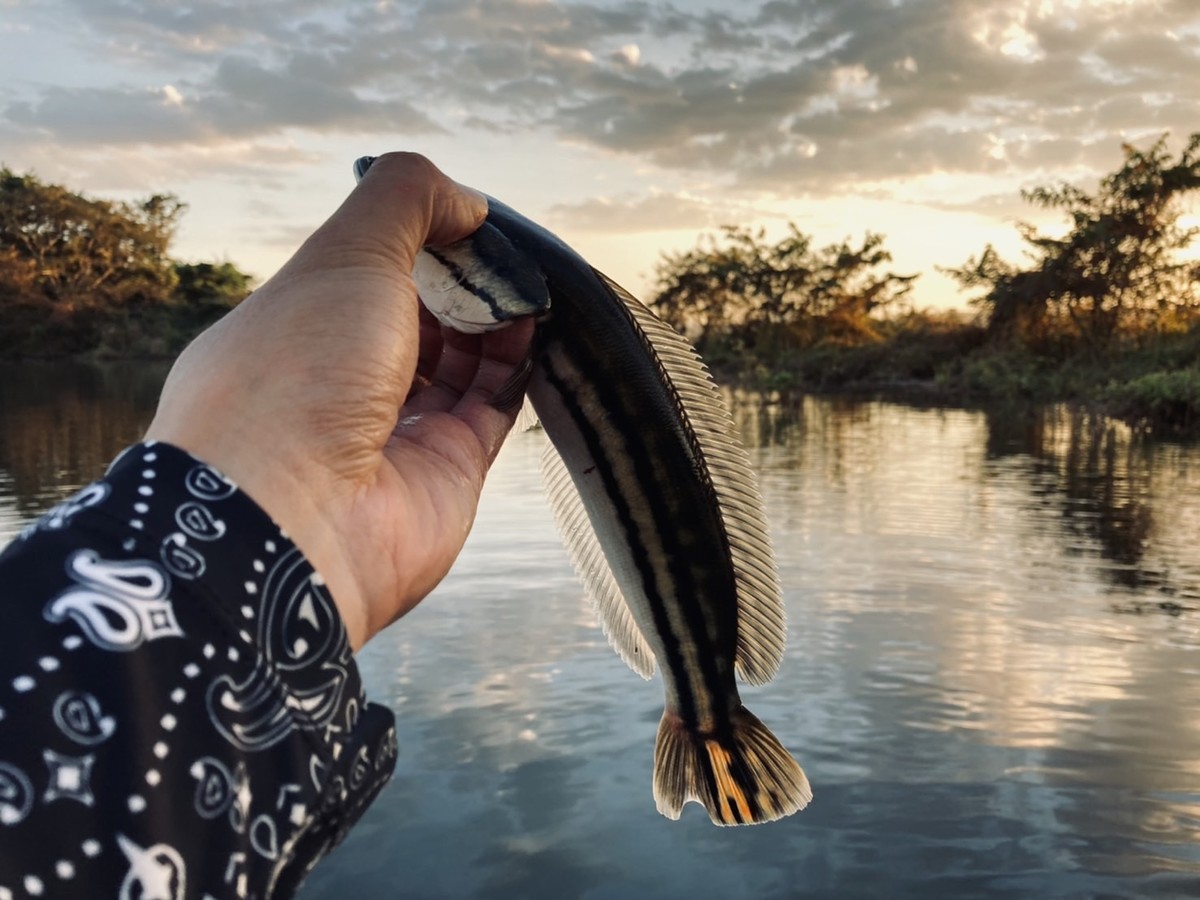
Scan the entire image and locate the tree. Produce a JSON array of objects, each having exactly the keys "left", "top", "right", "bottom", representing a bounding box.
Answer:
[
  {"left": 649, "top": 223, "right": 916, "bottom": 354},
  {"left": 0, "top": 167, "right": 184, "bottom": 312},
  {"left": 0, "top": 168, "right": 253, "bottom": 357},
  {"left": 945, "top": 133, "right": 1200, "bottom": 351},
  {"left": 173, "top": 261, "right": 253, "bottom": 306}
]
